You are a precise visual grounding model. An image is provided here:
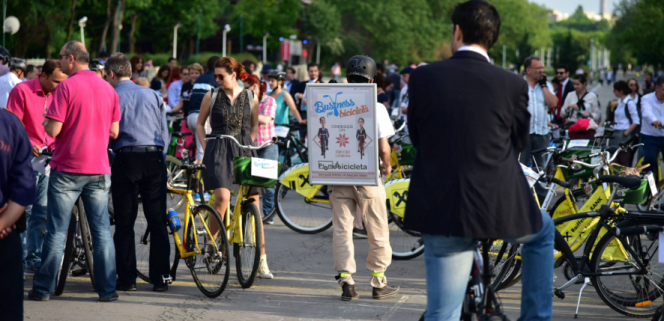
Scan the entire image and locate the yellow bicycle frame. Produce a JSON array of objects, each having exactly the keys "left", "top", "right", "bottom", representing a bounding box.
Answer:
[{"left": 165, "top": 187, "right": 219, "bottom": 259}]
